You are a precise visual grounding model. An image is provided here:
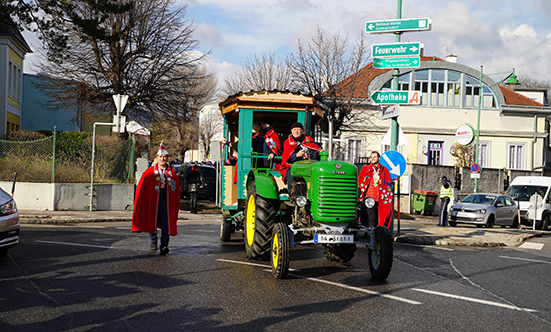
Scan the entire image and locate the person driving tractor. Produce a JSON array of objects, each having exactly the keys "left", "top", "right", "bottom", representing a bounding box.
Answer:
[{"left": 280, "top": 122, "right": 323, "bottom": 195}]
